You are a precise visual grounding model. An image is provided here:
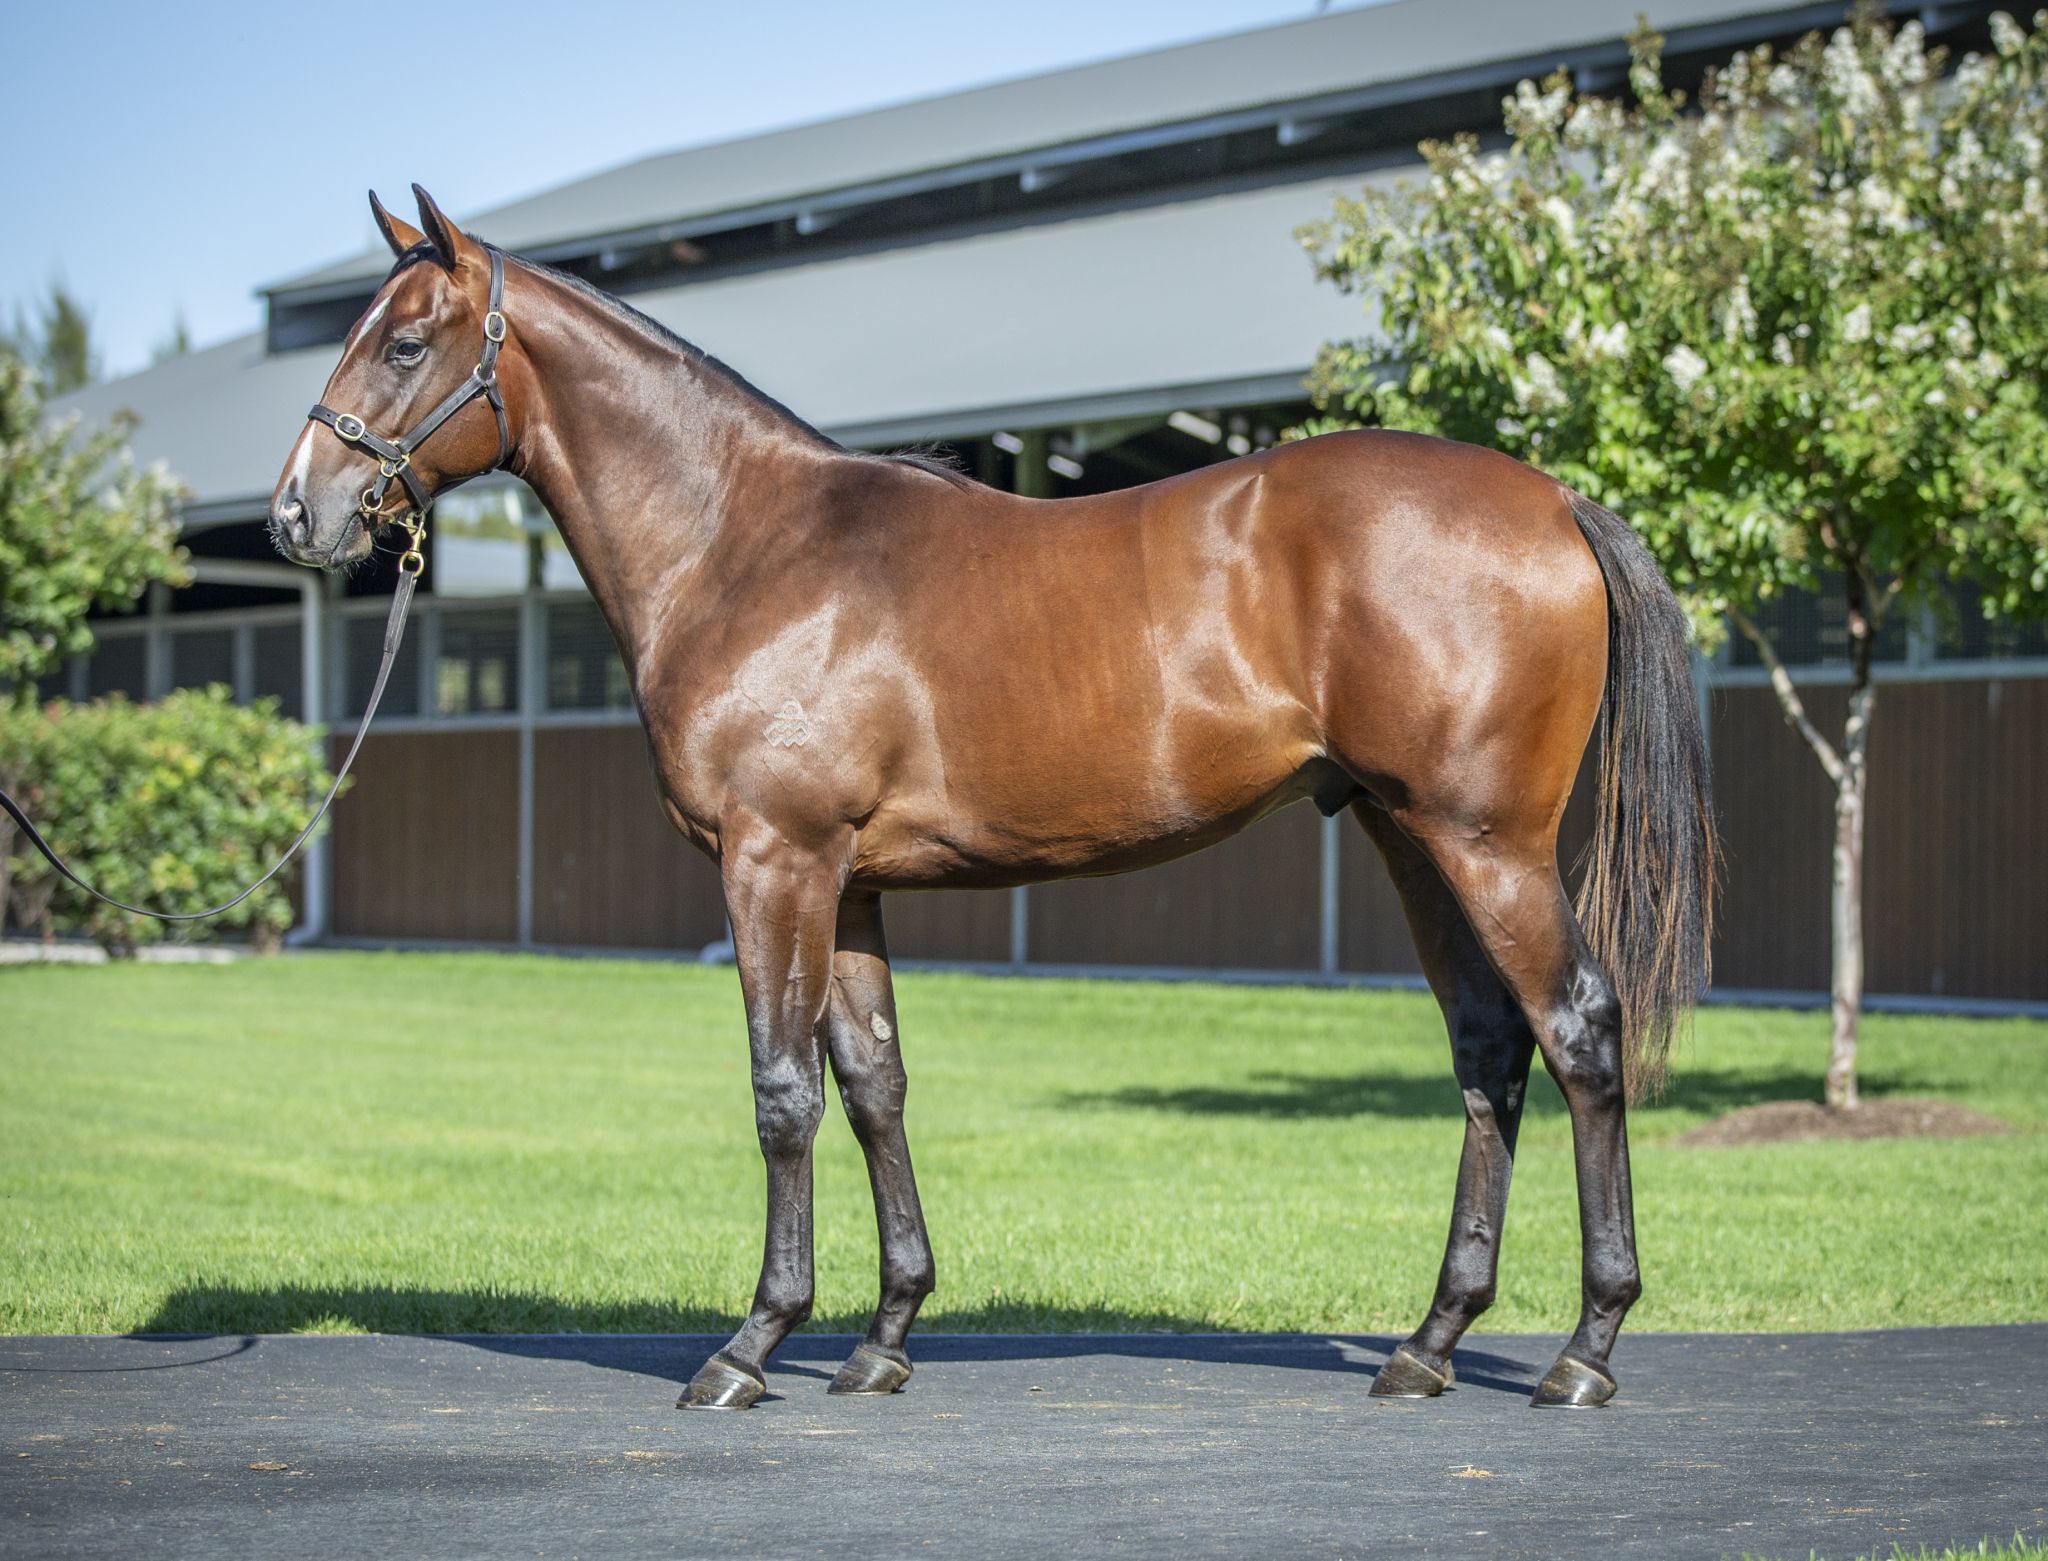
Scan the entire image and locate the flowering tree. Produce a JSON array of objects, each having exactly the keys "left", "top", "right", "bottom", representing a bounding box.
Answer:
[{"left": 1301, "top": 6, "right": 2048, "bottom": 1109}]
